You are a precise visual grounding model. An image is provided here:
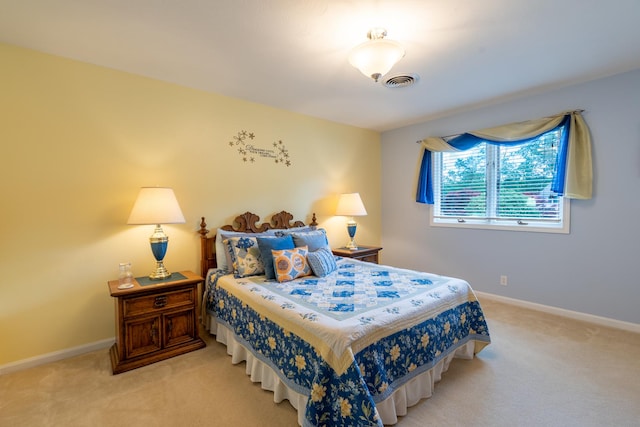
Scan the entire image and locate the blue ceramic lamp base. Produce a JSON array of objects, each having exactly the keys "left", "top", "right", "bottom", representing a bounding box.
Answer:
[
  {"left": 149, "top": 225, "right": 172, "bottom": 280},
  {"left": 345, "top": 220, "right": 359, "bottom": 250}
]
